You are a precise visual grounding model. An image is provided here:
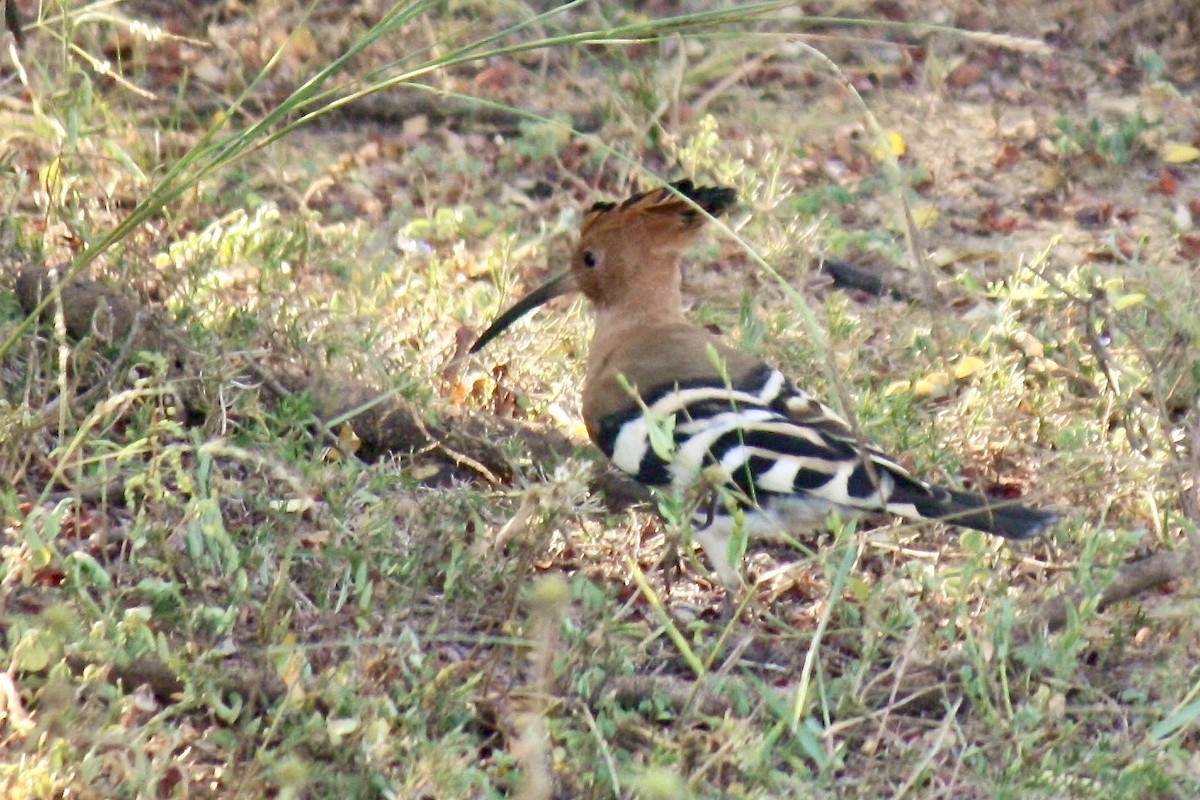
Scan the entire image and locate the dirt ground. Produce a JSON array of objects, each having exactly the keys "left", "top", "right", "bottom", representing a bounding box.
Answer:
[{"left": 3, "top": 1, "right": 1200, "bottom": 797}]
